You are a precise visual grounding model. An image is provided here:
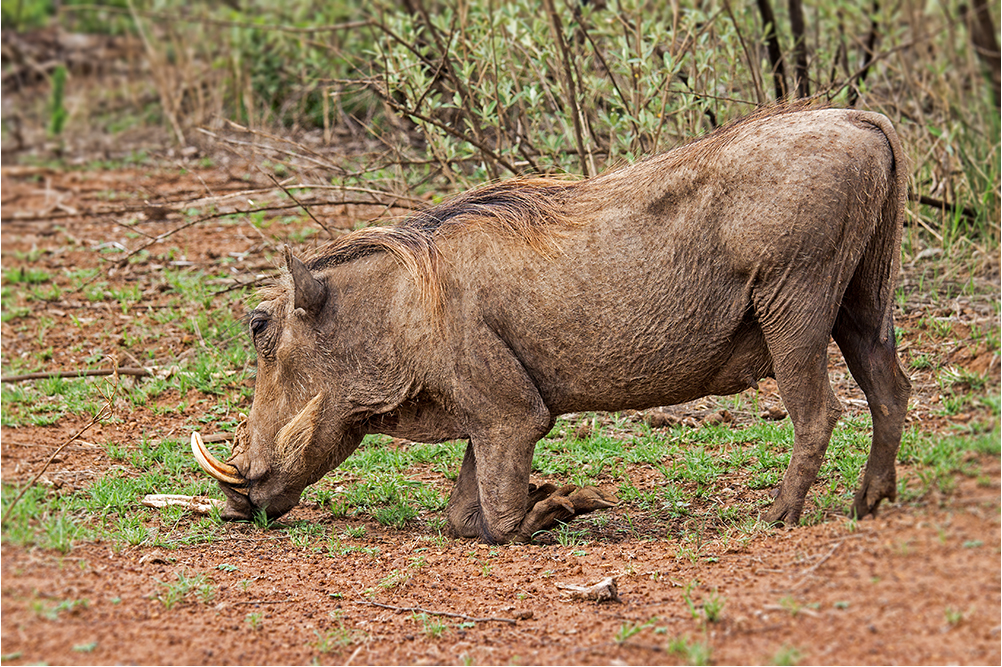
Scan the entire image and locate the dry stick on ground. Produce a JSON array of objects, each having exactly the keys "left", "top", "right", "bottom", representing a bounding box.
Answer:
[
  {"left": 787, "top": 540, "right": 843, "bottom": 591},
  {"left": 1, "top": 367, "right": 151, "bottom": 384},
  {"left": 1, "top": 377, "right": 117, "bottom": 524},
  {"left": 355, "top": 600, "right": 518, "bottom": 625},
  {"left": 910, "top": 192, "right": 979, "bottom": 222}
]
